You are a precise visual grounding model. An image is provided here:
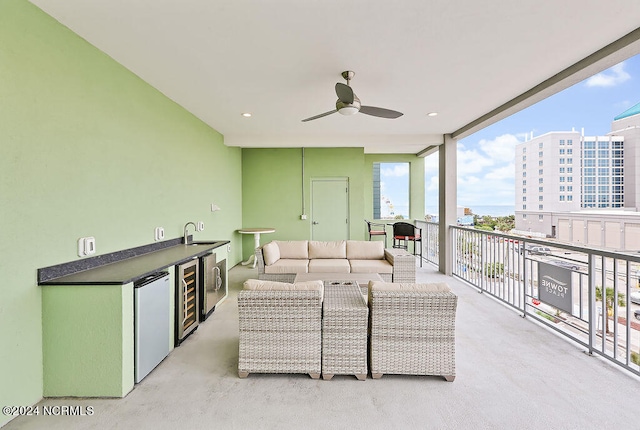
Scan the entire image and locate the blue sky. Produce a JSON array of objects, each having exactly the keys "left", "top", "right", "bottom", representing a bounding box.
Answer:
[{"left": 424, "top": 53, "right": 640, "bottom": 214}]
